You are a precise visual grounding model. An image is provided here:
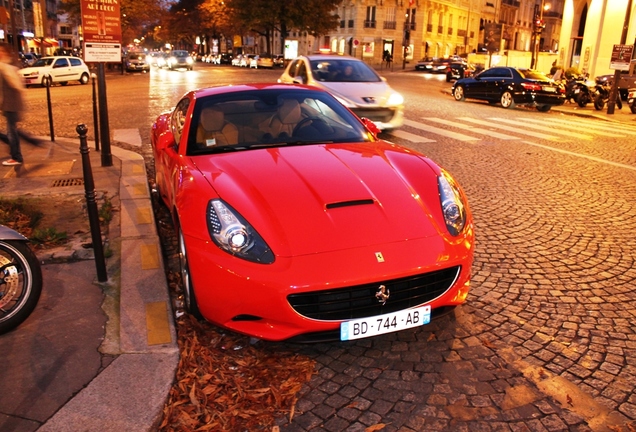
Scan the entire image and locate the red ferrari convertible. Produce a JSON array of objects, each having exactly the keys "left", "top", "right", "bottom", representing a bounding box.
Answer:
[{"left": 151, "top": 83, "right": 474, "bottom": 342}]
